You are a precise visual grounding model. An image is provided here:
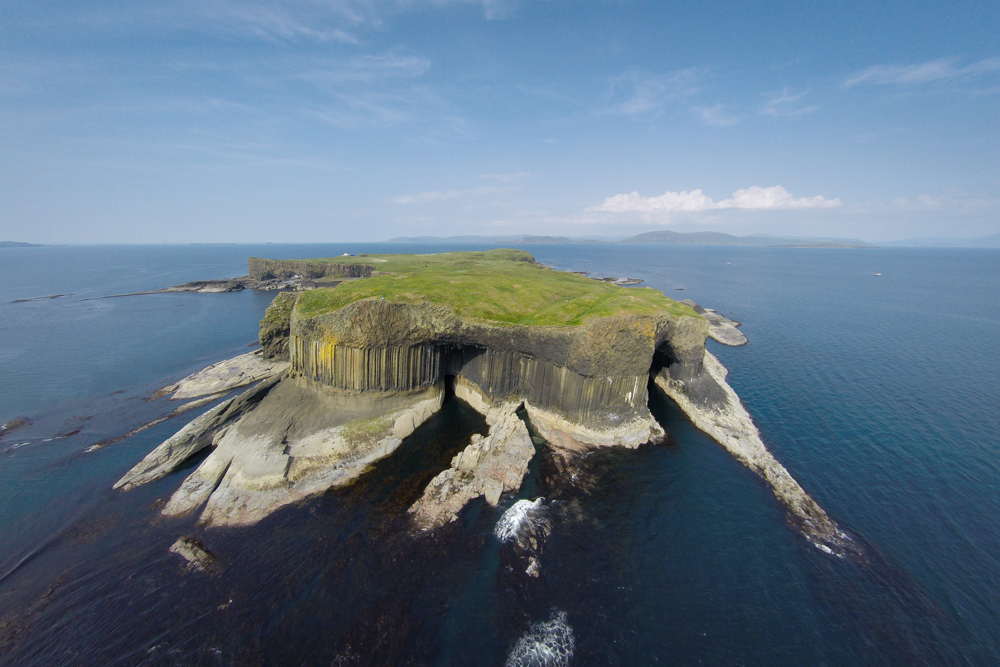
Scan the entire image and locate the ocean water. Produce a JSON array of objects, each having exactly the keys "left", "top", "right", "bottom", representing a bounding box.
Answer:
[{"left": 0, "top": 243, "right": 998, "bottom": 666}]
